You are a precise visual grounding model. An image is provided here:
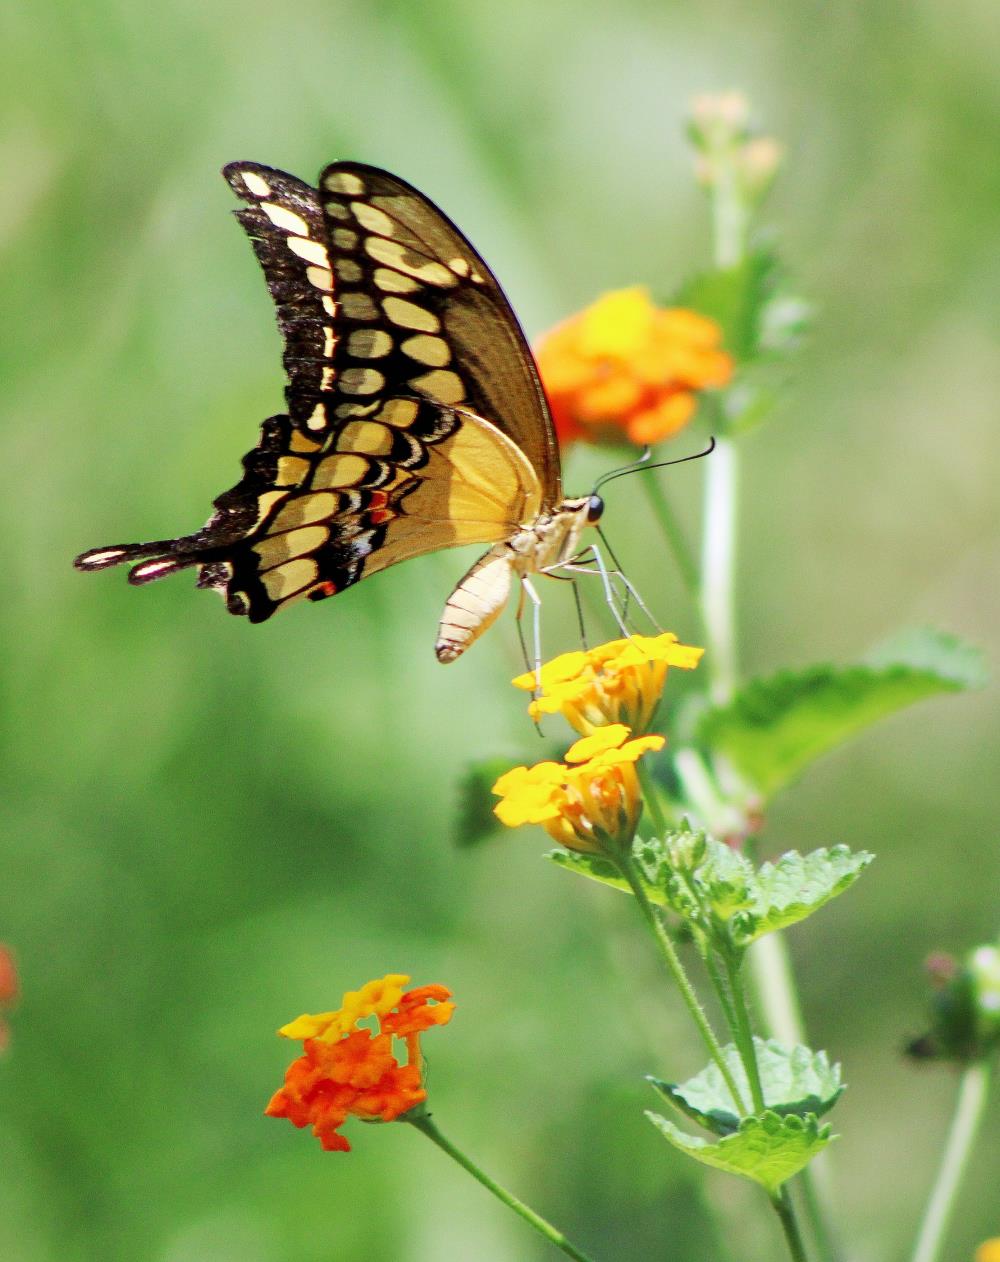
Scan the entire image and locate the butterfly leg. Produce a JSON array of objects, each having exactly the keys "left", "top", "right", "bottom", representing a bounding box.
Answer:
[{"left": 520, "top": 576, "right": 544, "bottom": 697}]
